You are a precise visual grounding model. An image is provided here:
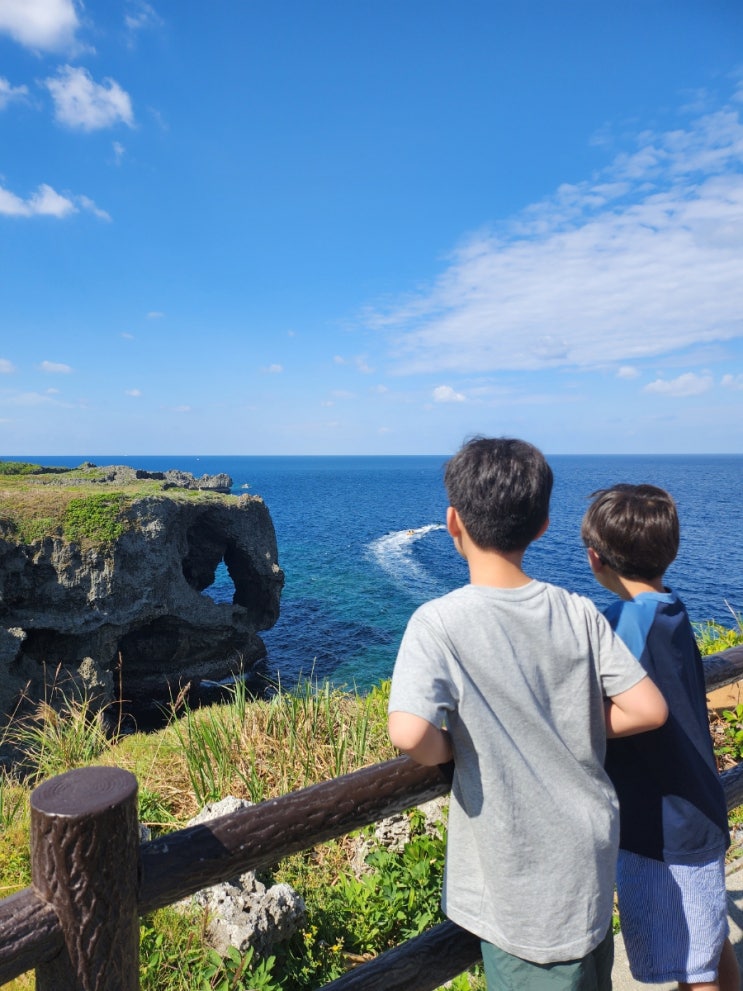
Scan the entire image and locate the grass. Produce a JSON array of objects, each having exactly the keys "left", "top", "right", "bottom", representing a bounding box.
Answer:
[
  {"left": 0, "top": 460, "right": 235, "bottom": 548},
  {"left": 0, "top": 673, "right": 483, "bottom": 989},
  {"left": 3, "top": 614, "right": 743, "bottom": 988}
]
